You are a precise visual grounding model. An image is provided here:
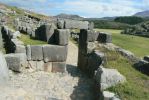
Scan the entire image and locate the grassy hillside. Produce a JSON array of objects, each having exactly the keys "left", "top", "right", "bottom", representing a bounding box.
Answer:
[
  {"left": 95, "top": 29, "right": 149, "bottom": 57},
  {"left": 97, "top": 46, "right": 149, "bottom": 100},
  {"left": 91, "top": 20, "right": 131, "bottom": 30}
]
